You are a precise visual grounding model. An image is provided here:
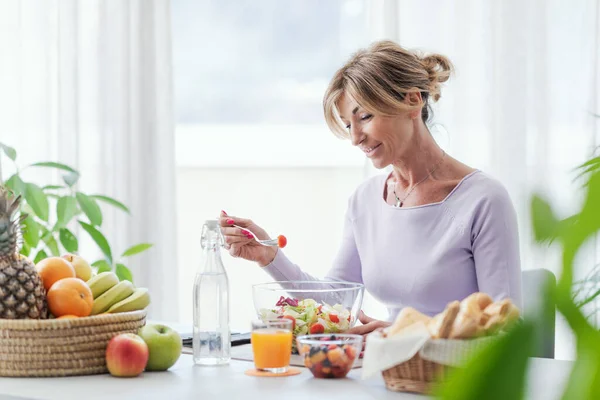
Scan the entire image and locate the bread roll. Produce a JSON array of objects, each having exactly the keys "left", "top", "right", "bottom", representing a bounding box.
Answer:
[
  {"left": 387, "top": 307, "right": 432, "bottom": 337},
  {"left": 483, "top": 299, "right": 510, "bottom": 318},
  {"left": 446, "top": 292, "right": 492, "bottom": 338},
  {"left": 427, "top": 301, "right": 460, "bottom": 339},
  {"left": 449, "top": 305, "right": 482, "bottom": 339},
  {"left": 465, "top": 293, "right": 493, "bottom": 323},
  {"left": 483, "top": 299, "right": 520, "bottom": 334}
]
